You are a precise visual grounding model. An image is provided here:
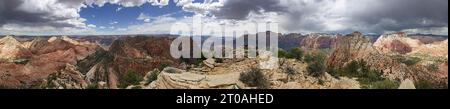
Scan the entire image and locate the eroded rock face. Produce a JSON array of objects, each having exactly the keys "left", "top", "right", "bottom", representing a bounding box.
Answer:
[
  {"left": 279, "top": 33, "right": 304, "bottom": 51},
  {"left": 327, "top": 32, "right": 413, "bottom": 81},
  {"left": 41, "top": 64, "right": 88, "bottom": 89},
  {"left": 0, "top": 36, "right": 99, "bottom": 88},
  {"left": 327, "top": 32, "right": 379, "bottom": 68},
  {"left": 0, "top": 36, "right": 32, "bottom": 61},
  {"left": 374, "top": 32, "right": 418, "bottom": 54},
  {"left": 77, "top": 36, "right": 185, "bottom": 88},
  {"left": 300, "top": 33, "right": 340, "bottom": 52}
]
